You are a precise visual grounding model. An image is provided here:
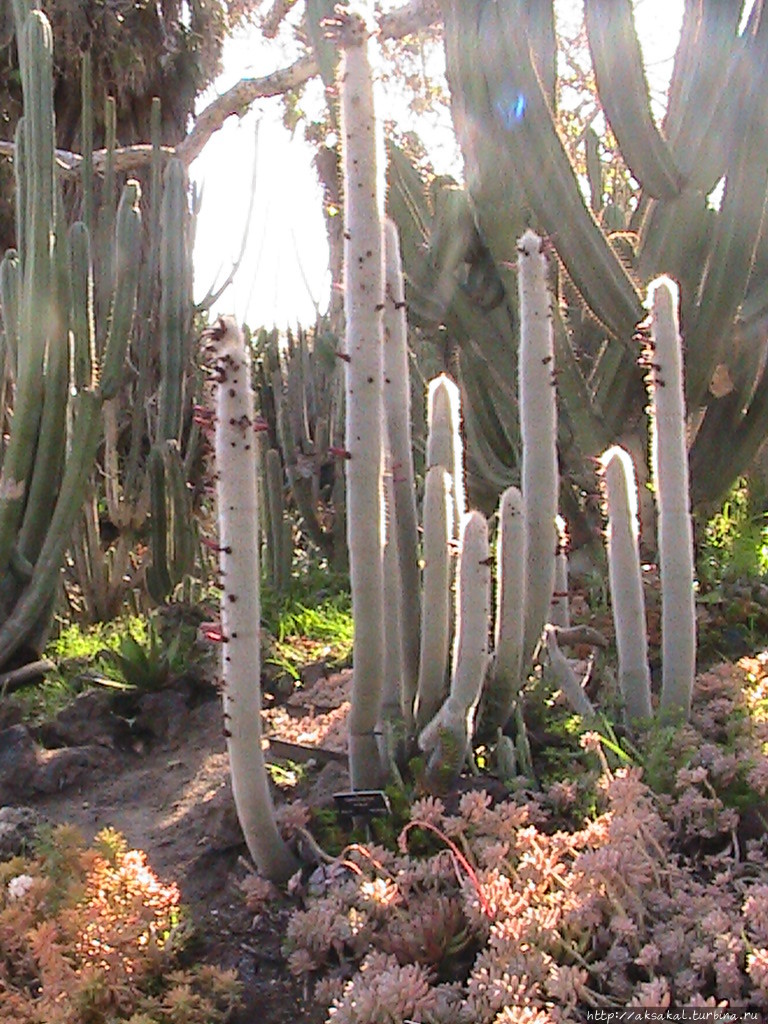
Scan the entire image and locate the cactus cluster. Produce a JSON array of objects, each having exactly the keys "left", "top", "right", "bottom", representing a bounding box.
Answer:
[{"left": 0, "top": 5, "right": 141, "bottom": 664}]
